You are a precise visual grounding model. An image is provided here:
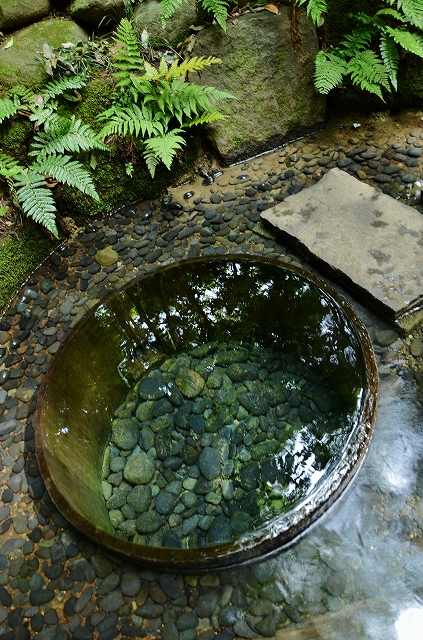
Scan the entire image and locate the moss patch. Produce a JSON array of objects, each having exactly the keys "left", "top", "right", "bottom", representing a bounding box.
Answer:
[{"left": 0, "top": 222, "right": 53, "bottom": 314}]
